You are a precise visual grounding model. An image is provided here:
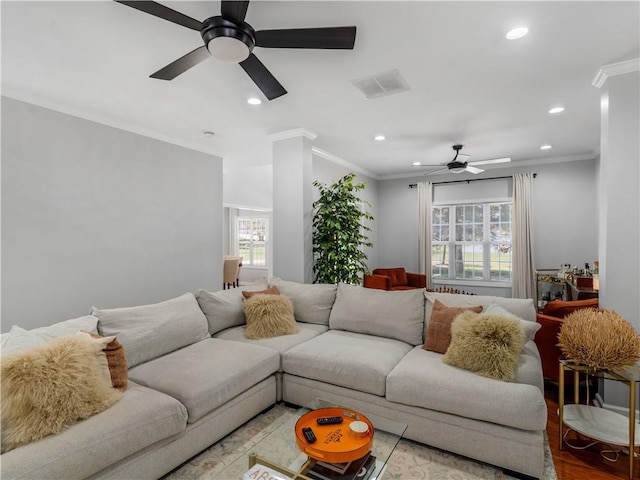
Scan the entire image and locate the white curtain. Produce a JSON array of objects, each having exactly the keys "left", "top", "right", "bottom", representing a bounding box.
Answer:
[
  {"left": 512, "top": 173, "right": 536, "bottom": 299},
  {"left": 417, "top": 182, "right": 434, "bottom": 289}
]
